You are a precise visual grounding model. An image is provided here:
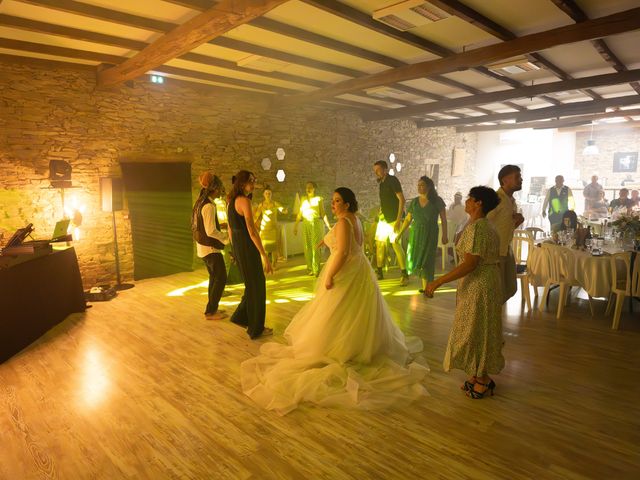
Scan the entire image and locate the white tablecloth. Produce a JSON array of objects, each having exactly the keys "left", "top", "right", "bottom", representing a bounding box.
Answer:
[
  {"left": 280, "top": 221, "right": 305, "bottom": 259},
  {"left": 527, "top": 243, "right": 623, "bottom": 298}
]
